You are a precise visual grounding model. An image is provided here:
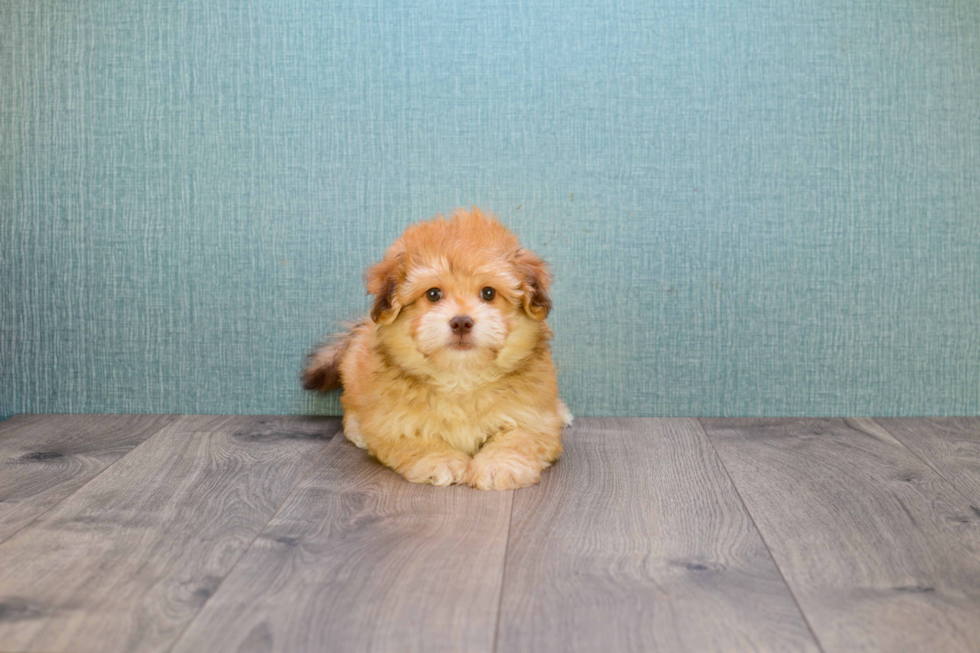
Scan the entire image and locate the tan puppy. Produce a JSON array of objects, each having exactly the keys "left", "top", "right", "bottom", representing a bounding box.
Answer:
[{"left": 303, "top": 208, "right": 572, "bottom": 490}]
